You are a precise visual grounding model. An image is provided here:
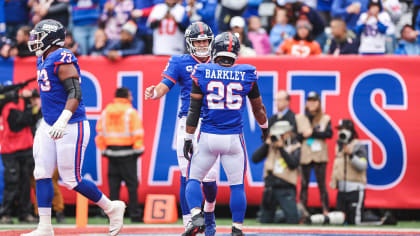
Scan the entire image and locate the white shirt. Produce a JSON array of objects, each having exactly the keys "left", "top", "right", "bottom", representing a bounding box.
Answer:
[
  {"left": 148, "top": 3, "right": 186, "bottom": 55},
  {"left": 357, "top": 12, "right": 391, "bottom": 54}
]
